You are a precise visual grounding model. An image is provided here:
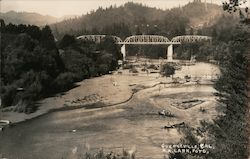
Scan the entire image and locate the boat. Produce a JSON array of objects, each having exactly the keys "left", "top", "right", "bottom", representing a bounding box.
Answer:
[
  {"left": 0, "top": 120, "right": 11, "bottom": 125},
  {"left": 0, "top": 120, "right": 11, "bottom": 132},
  {"left": 163, "top": 122, "right": 186, "bottom": 129}
]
